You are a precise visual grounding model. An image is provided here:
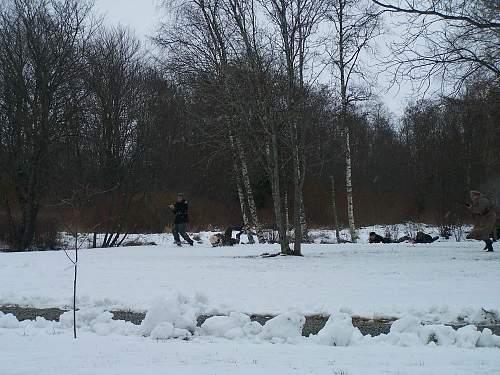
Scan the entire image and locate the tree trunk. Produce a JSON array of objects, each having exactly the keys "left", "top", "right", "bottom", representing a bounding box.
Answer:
[
  {"left": 292, "top": 123, "right": 303, "bottom": 255},
  {"left": 235, "top": 135, "right": 264, "bottom": 243},
  {"left": 299, "top": 152, "right": 309, "bottom": 243},
  {"left": 270, "top": 132, "right": 290, "bottom": 254},
  {"left": 230, "top": 134, "right": 255, "bottom": 244},
  {"left": 330, "top": 175, "right": 341, "bottom": 242},
  {"left": 345, "top": 129, "right": 357, "bottom": 242},
  {"left": 284, "top": 189, "right": 290, "bottom": 235}
]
